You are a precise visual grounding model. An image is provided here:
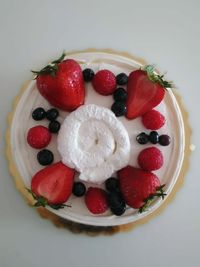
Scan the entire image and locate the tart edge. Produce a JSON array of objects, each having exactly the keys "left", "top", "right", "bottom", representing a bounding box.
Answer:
[{"left": 5, "top": 50, "right": 192, "bottom": 235}]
